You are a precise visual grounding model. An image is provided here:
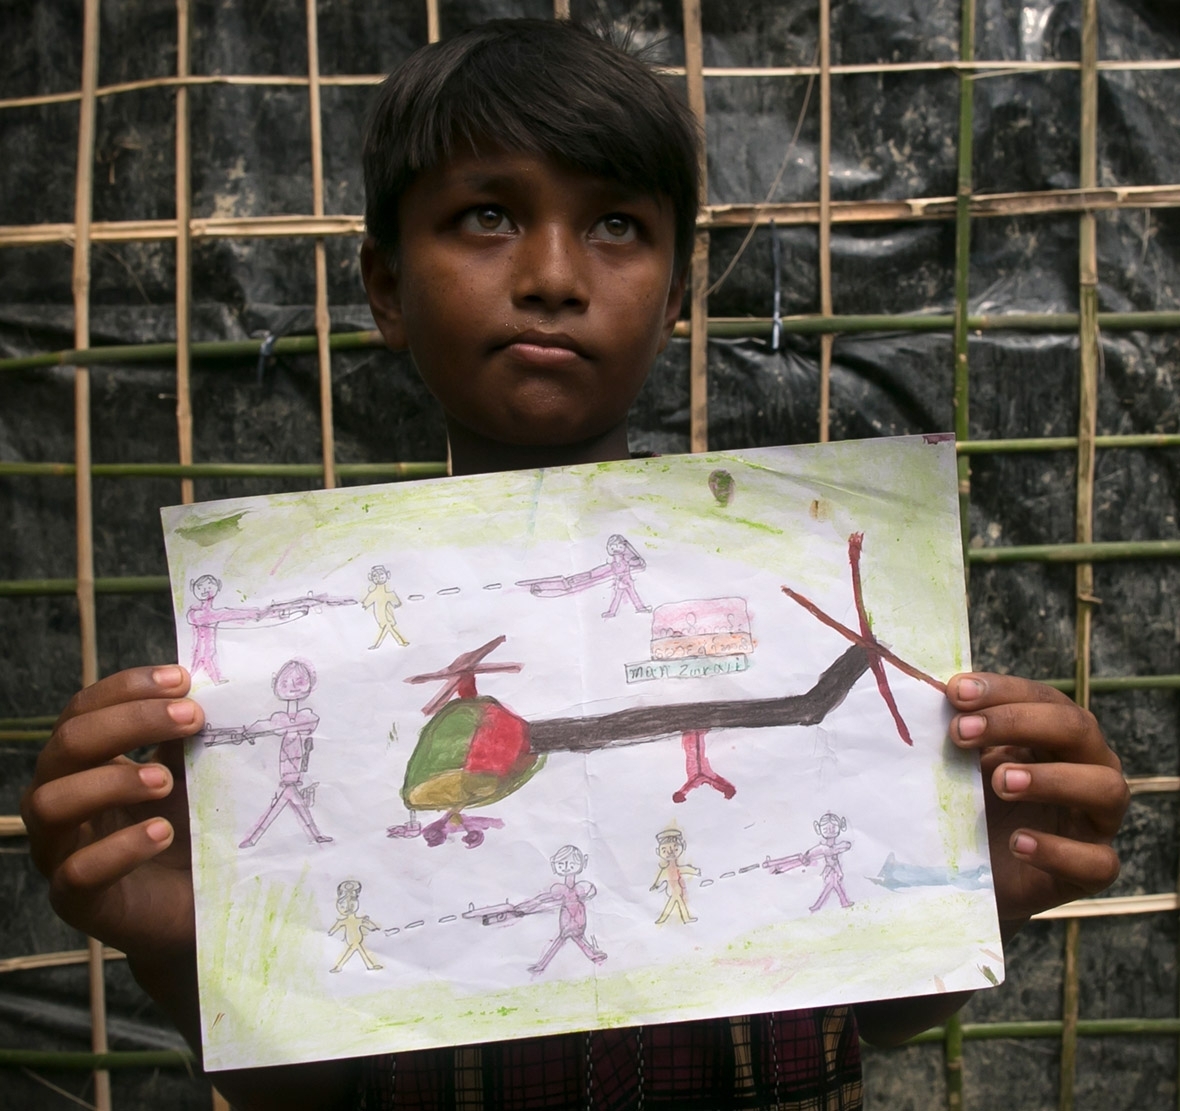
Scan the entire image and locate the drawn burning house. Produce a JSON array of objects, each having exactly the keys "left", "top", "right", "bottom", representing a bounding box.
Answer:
[{"left": 650, "top": 598, "right": 753, "bottom": 660}]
